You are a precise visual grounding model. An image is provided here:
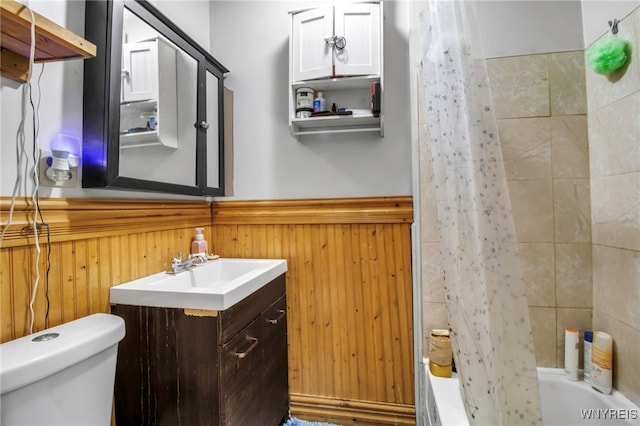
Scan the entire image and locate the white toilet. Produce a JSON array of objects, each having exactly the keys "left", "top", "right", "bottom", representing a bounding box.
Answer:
[{"left": 0, "top": 313, "right": 126, "bottom": 426}]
